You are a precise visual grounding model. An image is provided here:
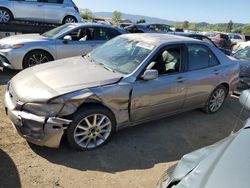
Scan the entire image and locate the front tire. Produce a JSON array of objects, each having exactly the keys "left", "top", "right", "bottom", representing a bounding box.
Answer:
[
  {"left": 23, "top": 50, "right": 53, "bottom": 69},
  {"left": 67, "top": 106, "right": 116, "bottom": 150},
  {"left": 203, "top": 85, "right": 227, "bottom": 114}
]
